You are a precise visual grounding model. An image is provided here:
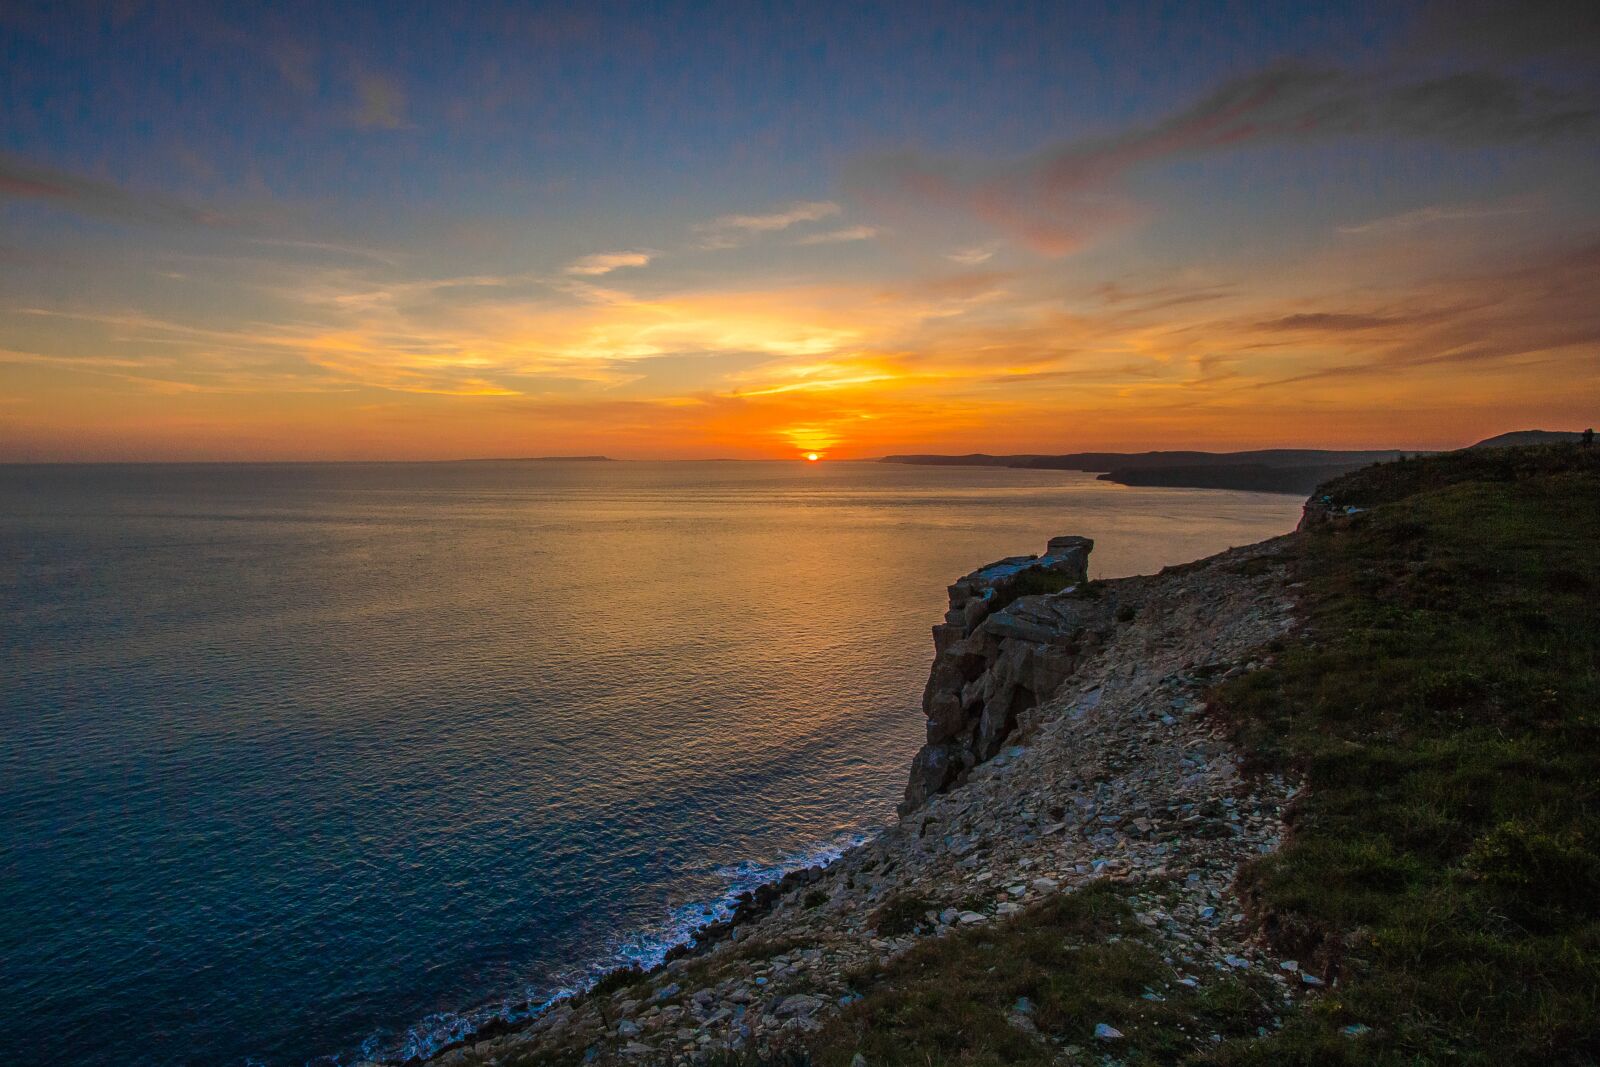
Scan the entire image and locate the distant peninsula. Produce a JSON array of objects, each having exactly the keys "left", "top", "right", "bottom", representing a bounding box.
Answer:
[
  {"left": 1469, "top": 429, "right": 1586, "bottom": 449},
  {"left": 467, "top": 455, "right": 616, "bottom": 462},
  {"left": 880, "top": 448, "right": 1420, "bottom": 494},
  {"left": 881, "top": 432, "right": 1593, "bottom": 494}
]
